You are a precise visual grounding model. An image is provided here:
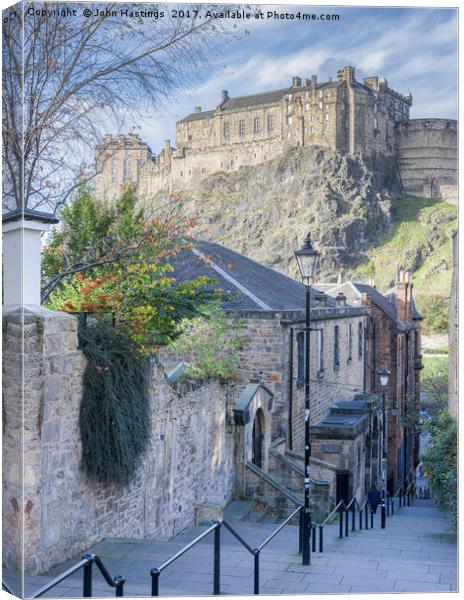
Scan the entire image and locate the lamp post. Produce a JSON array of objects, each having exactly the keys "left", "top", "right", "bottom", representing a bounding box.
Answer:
[
  {"left": 294, "top": 232, "right": 319, "bottom": 566},
  {"left": 379, "top": 365, "right": 391, "bottom": 529}
]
